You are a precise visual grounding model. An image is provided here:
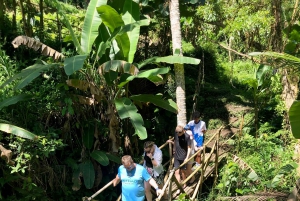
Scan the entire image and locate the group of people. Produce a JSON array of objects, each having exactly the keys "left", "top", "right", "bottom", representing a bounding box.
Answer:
[
  {"left": 168, "top": 111, "right": 207, "bottom": 191},
  {"left": 112, "top": 111, "right": 206, "bottom": 201}
]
